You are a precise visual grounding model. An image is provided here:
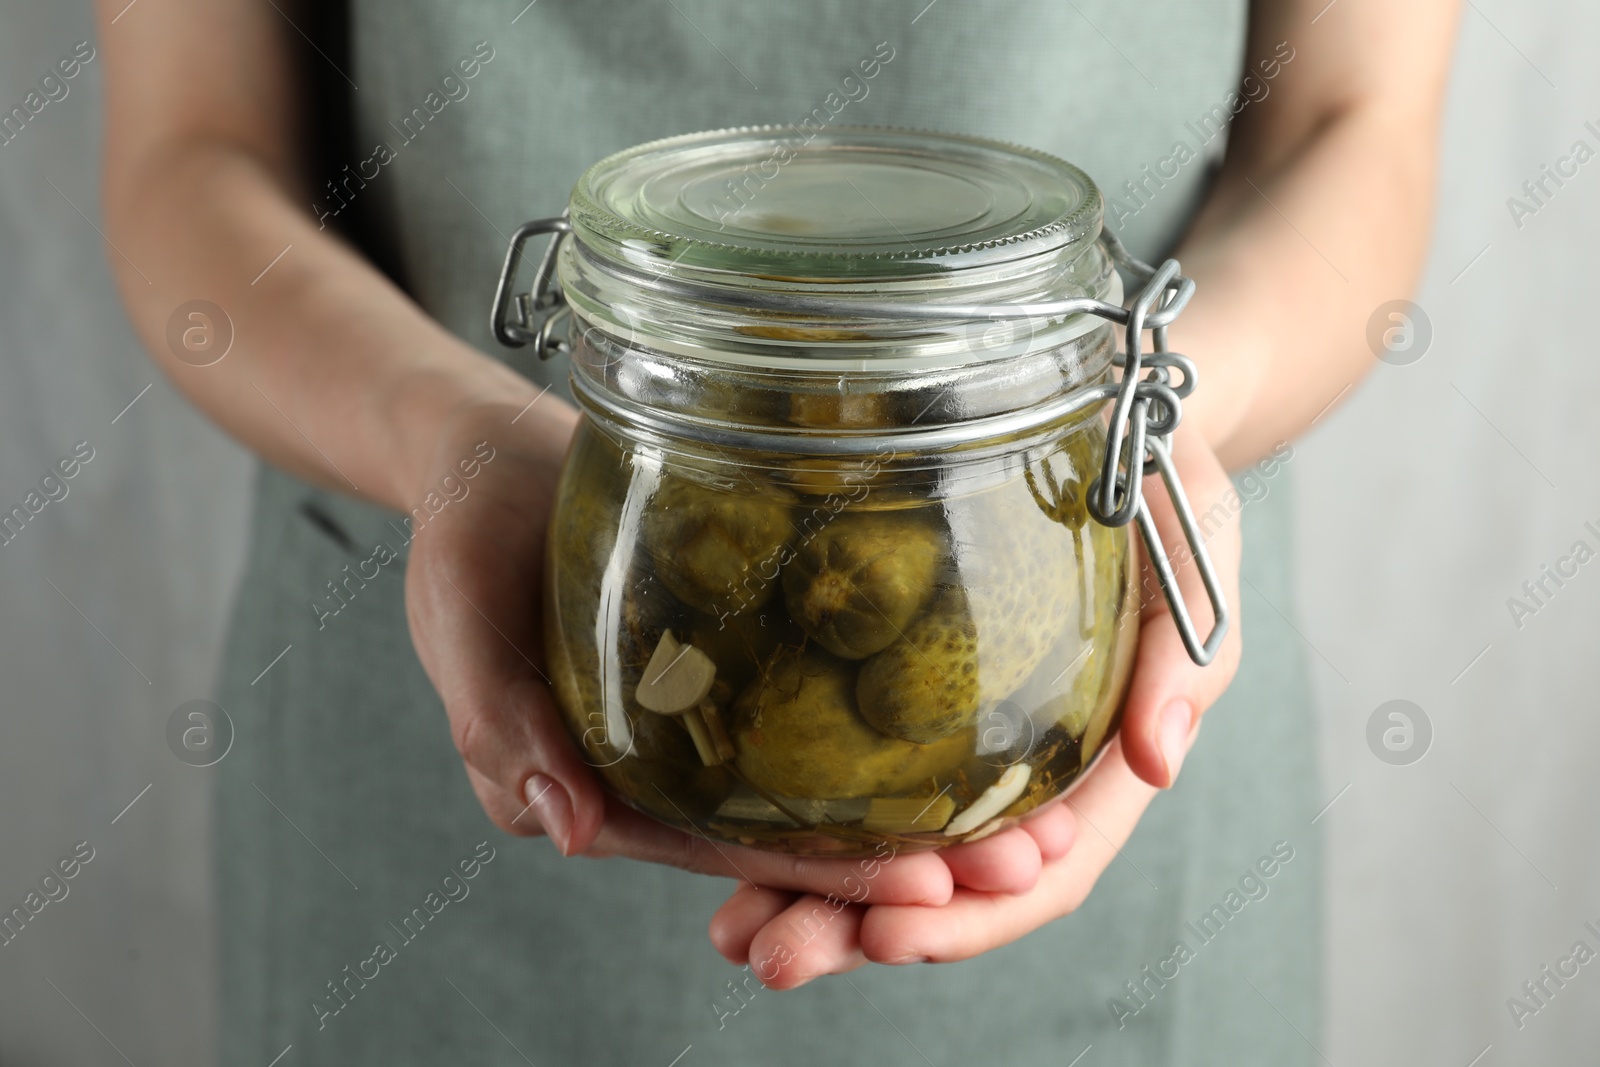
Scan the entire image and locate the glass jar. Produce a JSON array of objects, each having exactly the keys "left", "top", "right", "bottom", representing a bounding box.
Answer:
[{"left": 492, "top": 127, "right": 1224, "bottom": 856}]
